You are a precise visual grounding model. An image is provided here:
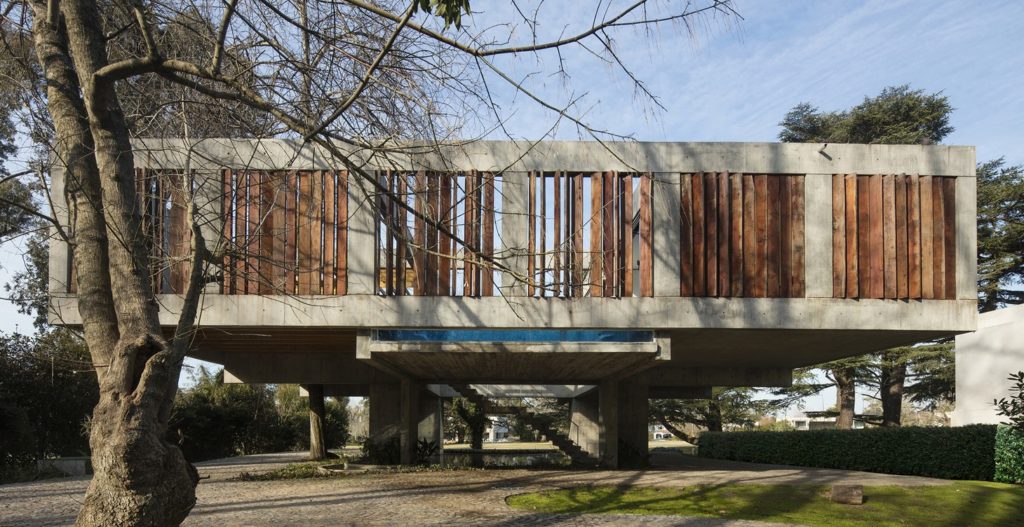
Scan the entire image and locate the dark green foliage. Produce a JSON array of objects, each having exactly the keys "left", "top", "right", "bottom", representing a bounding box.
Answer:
[
  {"left": 779, "top": 85, "right": 953, "bottom": 145},
  {"left": 412, "top": 0, "right": 471, "bottom": 28},
  {"left": 415, "top": 438, "right": 439, "bottom": 465},
  {"left": 977, "top": 160, "right": 1024, "bottom": 311},
  {"left": 994, "top": 371, "right": 1024, "bottom": 431},
  {"left": 994, "top": 426, "right": 1024, "bottom": 484},
  {"left": 361, "top": 435, "right": 401, "bottom": 465},
  {"left": 698, "top": 425, "right": 998, "bottom": 481},
  {"left": 169, "top": 368, "right": 349, "bottom": 461},
  {"left": 0, "top": 331, "right": 98, "bottom": 481}
]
